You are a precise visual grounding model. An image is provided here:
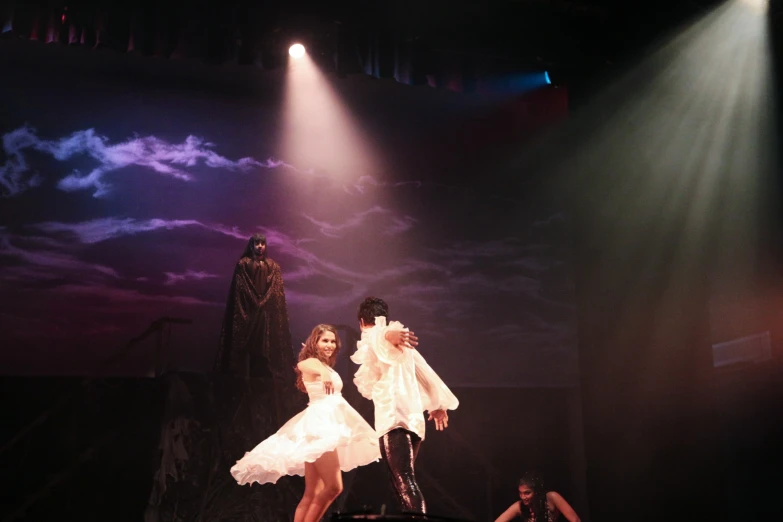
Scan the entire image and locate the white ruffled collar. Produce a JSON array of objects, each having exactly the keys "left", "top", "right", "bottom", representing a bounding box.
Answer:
[{"left": 360, "top": 315, "right": 387, "bottom": 332}]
